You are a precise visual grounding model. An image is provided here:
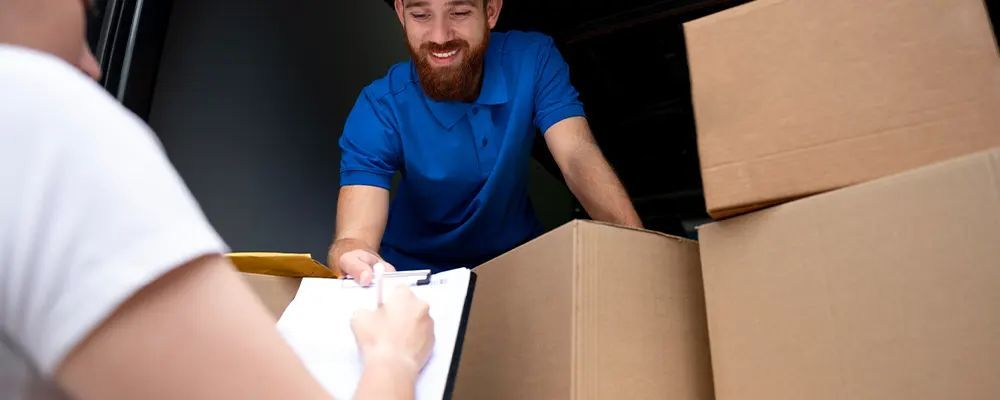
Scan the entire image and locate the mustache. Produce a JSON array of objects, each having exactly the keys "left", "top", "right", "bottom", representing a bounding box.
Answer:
[{"left": 420, "top": 39, "right": 470, "bottom": 54}]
